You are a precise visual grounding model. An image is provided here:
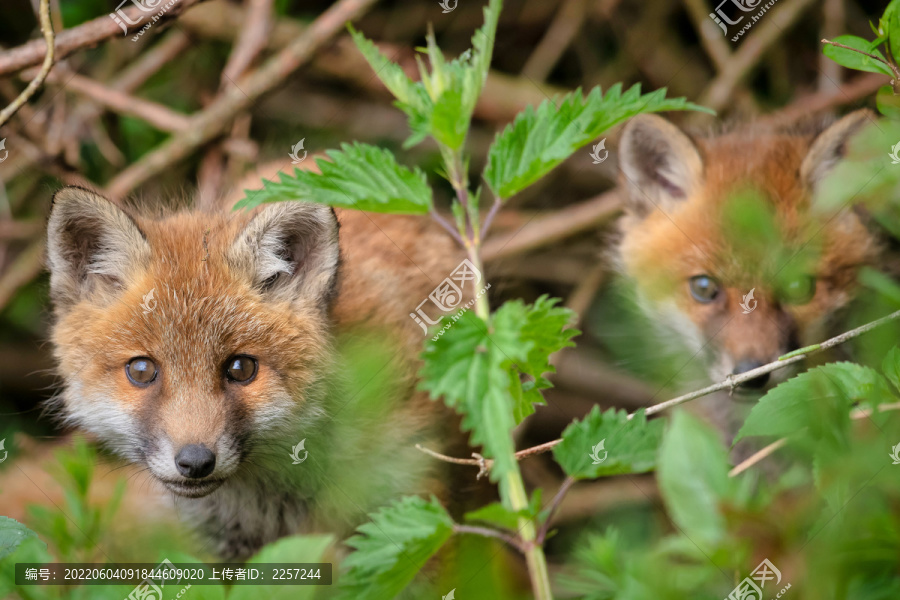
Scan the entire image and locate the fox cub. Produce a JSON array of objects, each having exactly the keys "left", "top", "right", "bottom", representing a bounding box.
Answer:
[
  {"left": 46, "top": 187, "right": 466, "bottom": 559},
  {"left": 615, "top": 110, "right": 882, "bottom": 418}
]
